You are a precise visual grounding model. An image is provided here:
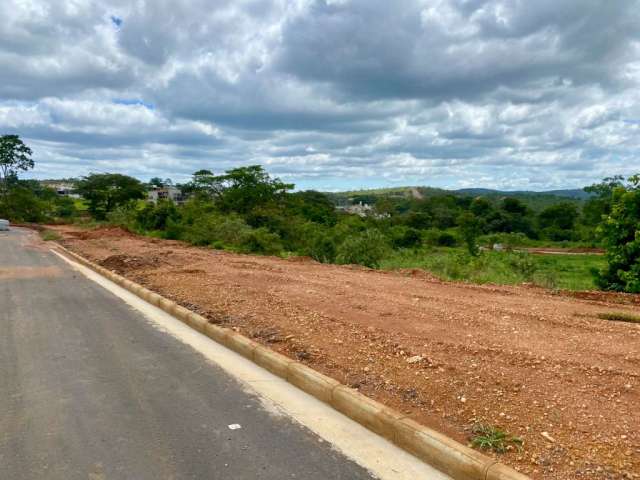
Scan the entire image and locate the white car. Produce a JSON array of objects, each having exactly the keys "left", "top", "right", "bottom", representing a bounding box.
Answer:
[{"left": 0, "top": 219, "right": 9, "bottom": 231}]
